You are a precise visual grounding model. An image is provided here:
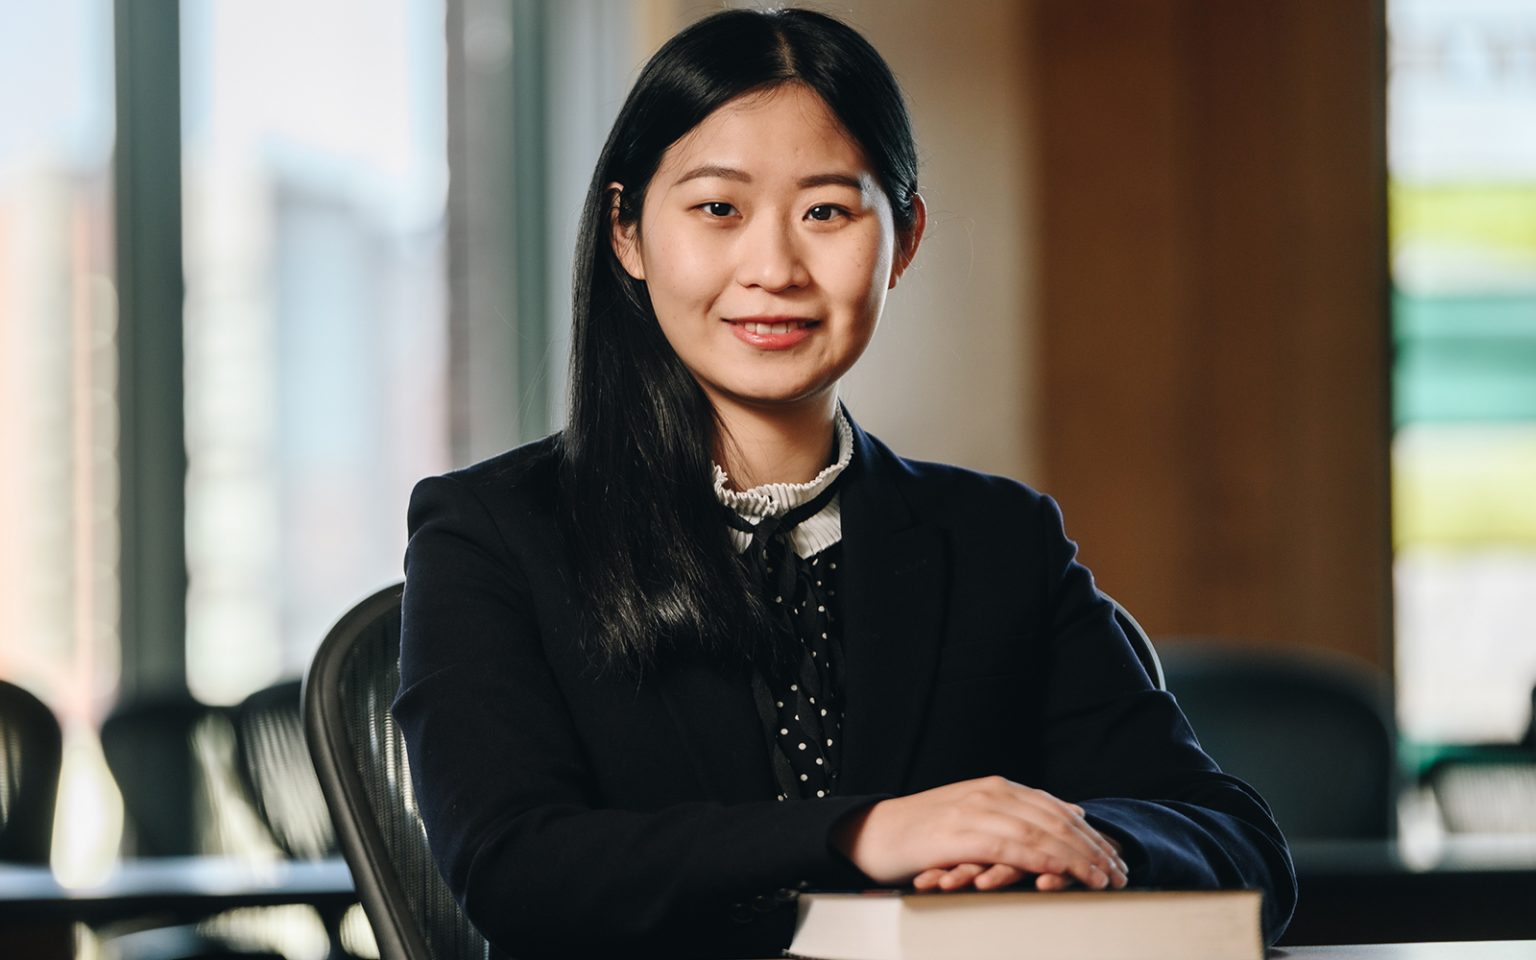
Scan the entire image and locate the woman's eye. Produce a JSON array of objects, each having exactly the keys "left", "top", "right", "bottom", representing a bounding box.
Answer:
[
  {"left": 701, "top": 202, "right": 736, "bottom": 218},
  {"left": 806, "top": 204, "right": 845, "bottom": 222}
]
